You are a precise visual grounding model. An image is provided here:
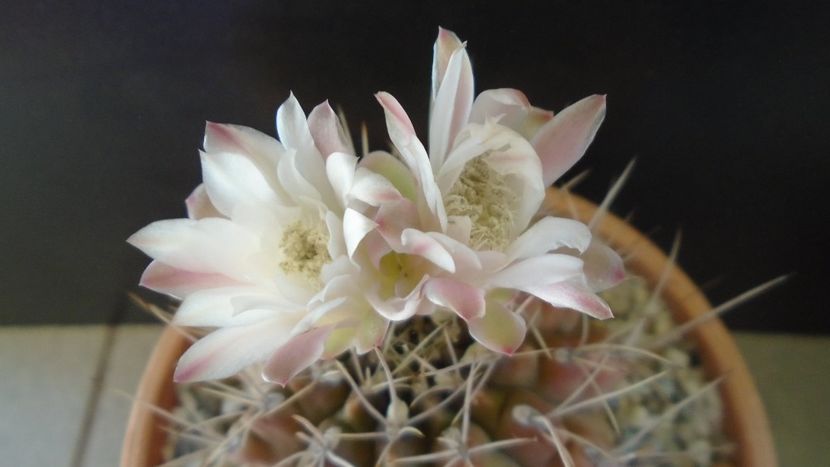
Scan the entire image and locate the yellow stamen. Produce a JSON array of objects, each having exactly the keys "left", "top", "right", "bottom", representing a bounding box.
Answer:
[
  {"left": 445, "top": 157, "right": 516, "bottom": 251},
  {"left": 278, "top": 221, "right": 331, "bottom": 285}
]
